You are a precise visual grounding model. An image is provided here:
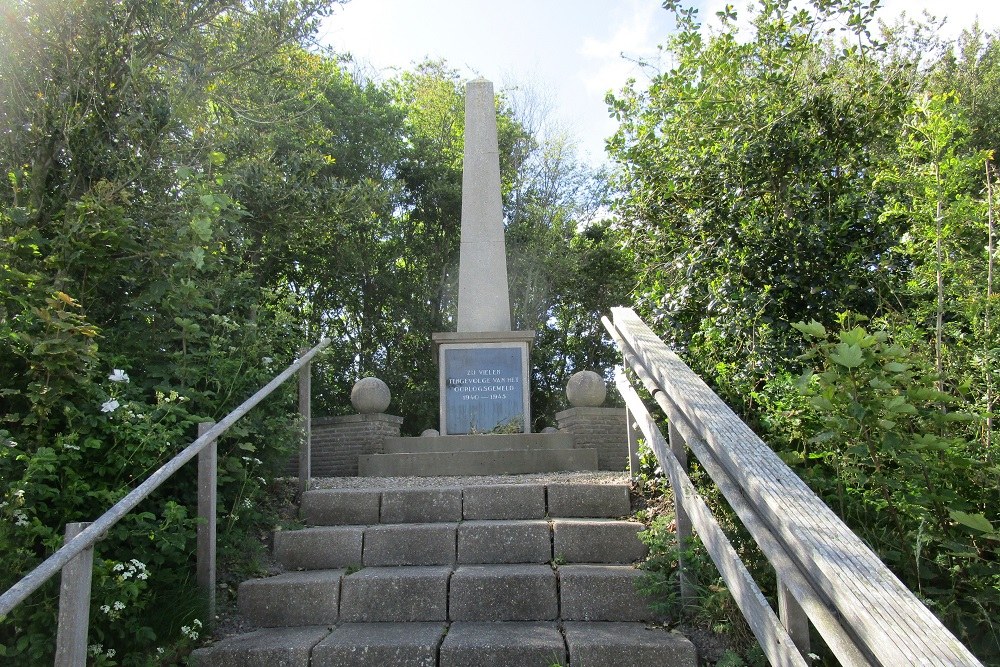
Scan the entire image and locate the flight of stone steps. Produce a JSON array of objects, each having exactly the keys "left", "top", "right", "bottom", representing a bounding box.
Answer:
[{"left": 192, "top": 481, "right": 696, "bottom": 666}]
